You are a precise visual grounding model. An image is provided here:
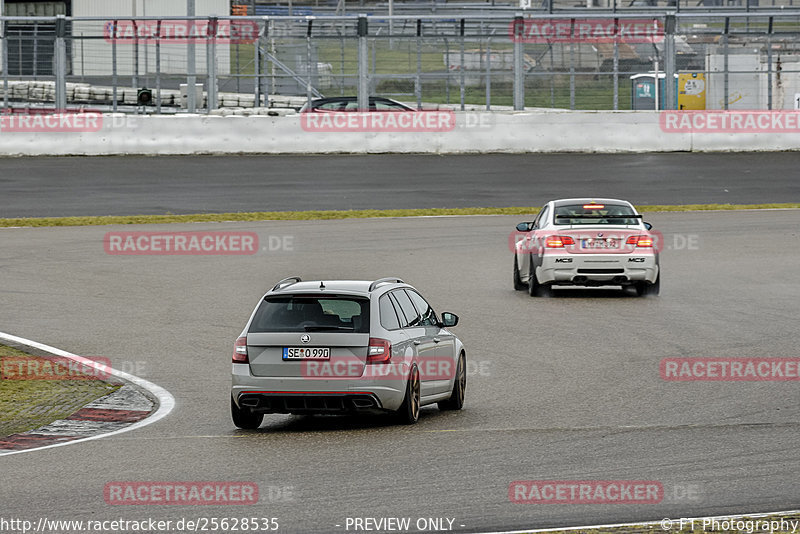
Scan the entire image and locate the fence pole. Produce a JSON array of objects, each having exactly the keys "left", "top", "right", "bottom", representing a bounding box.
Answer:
[
  {"left": 2, "top": 16, "right": 7, "bottom": 111},
  {"left": 206, "top": 17, "right": 218, "bottom": 112},
  {"left": 569, "top": 19, "right": 575, "bottom": 110},
  {"left": 416, "top": 19, "right": 422, "bottom": 109},
  {"left": 766, "top": 16, "right": 773, "bottom": 110},
  {"left": 33, "top": 22, "right": 38, "bottom": 79},
  {"left": 54, "top": 14, "right": 67, "bottom": 110},
  {"left": 112, "top": 20, "right": 118, "bottom": 112},
  {"left": 663, "top": 14, "right": 676, "bottom": 110},
  {"left": 612, "top": 18, "right": 619, "bottom": 110},
  {"left": 723, "top": 17, "right": 729, "bottom": 111},
  {"left": 444, "top": 37, "right": 450, "bottom": 104},
  {"left": 459, "top": 18, "right": 465, "bottom": 111},
  {"left": 306, "top": 19, "right": 313, "bottom": 109},
  {"left": 357, "top": 14, "right": 368, "bottom": 111},
  {"left": 485, "top": 36, "right": 491, "bottom": 110},
  {"left": 2, "top": 15, "right": 7, "bottom": 111},
  {"left": 513, "top": 15, "right": 524, "bottom": 111},
  {"left": 156, "top": 20, "right": 161, "bottom": 113},
  {"left": 133, "top": 20, "right": 139, "bottom": 91},
  {"left": 254, "top": 20, "right": 261, "bottom": 107},
  {"left": 187, "top": 0, "right": 197, "bottom": 113}
]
